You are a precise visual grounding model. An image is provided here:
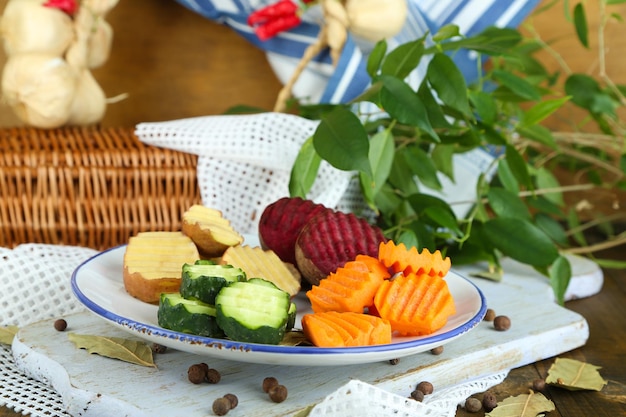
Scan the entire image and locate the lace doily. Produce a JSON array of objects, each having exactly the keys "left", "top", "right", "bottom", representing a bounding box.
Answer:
[
  {"left": 0, "top": 244, "right": 96, "bottom": 416},
  {"left": 308, "top": 373, "right": 509, "bottom": 417}
]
